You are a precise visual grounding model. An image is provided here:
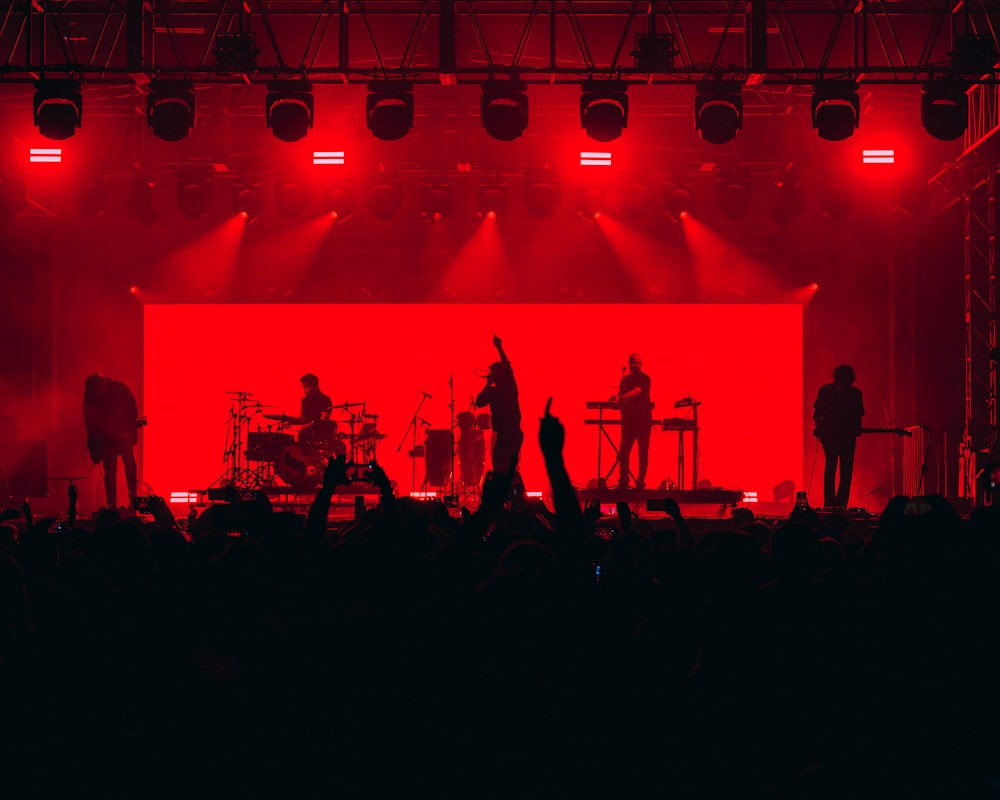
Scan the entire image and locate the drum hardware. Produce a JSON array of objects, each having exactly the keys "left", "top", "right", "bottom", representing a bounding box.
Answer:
[
  {"left": 212, "top": 391, "right": 270, "bottom": 491},
  {"left": 263, "top": 413, "right": 306, "bottom": 425},
  {"left": 398, "top": 390, "right": 434, "bottom": 494},
  {"left": 334, "top": 401, "right": 369, "bottom": 465},
  {"left": 246, "top": 431, "right": 294, "bottom": 462}
]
